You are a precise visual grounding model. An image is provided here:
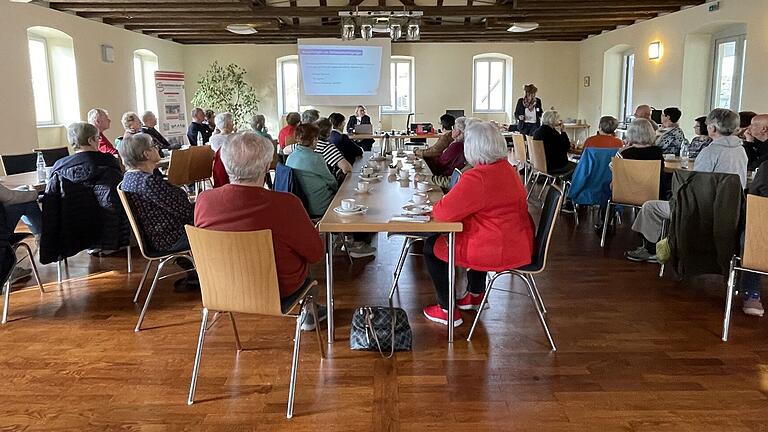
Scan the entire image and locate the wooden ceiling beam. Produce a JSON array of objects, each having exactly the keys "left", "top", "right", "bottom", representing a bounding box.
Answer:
[{"left": 513, "top": 0, "right": 701, "bottom": 10}]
